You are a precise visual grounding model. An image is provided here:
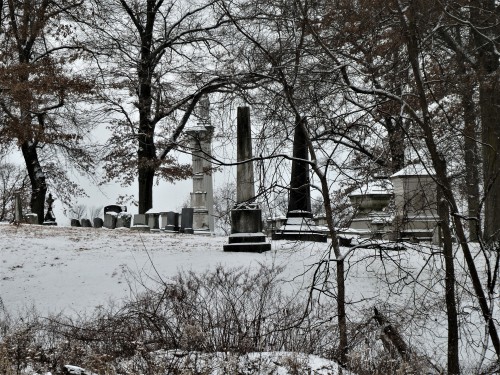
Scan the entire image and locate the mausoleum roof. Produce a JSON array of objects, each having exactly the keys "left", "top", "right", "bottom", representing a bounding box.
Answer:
[
  {"left": 349, "top": 179, "right": 393, "bottom": 197},
  {"left": 390, "top": 163, "right": 435, "bottom": 178}
]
